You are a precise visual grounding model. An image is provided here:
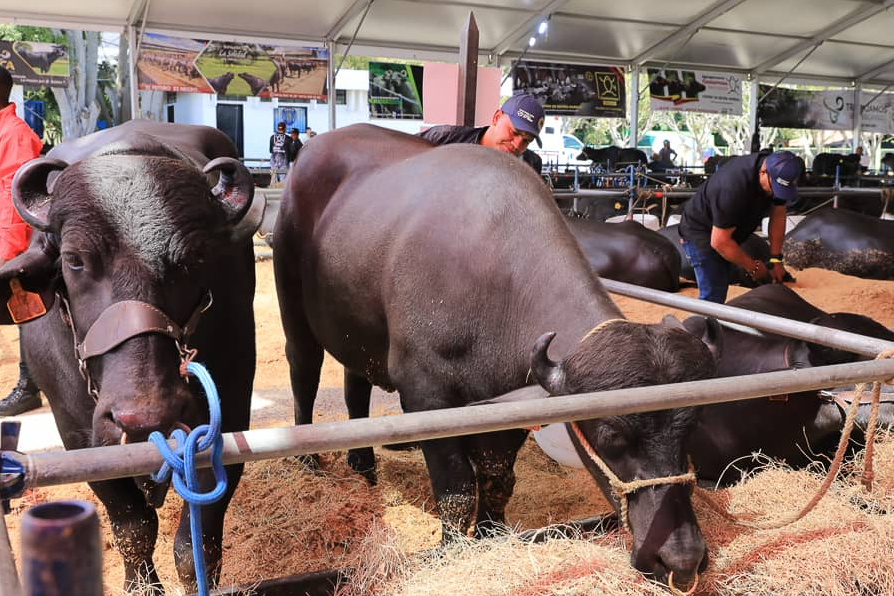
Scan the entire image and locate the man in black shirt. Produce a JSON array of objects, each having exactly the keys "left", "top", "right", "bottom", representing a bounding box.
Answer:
[
  {"left": 679, "top": 150, "right": 803, "bottom": 303},
  {"left": 269, "top": 122, "right": 291, "bottom": 182},
  {"left": 418, "top": 93, "right": 544, "bottom": 174}
]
